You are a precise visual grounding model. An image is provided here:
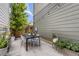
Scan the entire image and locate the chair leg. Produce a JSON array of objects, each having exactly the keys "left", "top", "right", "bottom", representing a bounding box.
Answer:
[
  {"left": 39, "top": 38, "right": 40, "bottom": 46},
  {"left": 21, "top": 40, "right": 23, "bottom": 46},
  {"left": 31, "top": 39, "right": 33, "bottom": 46},
  {"left": 32, "top": 40, "right": 35, "bottom": 47}
]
